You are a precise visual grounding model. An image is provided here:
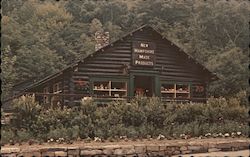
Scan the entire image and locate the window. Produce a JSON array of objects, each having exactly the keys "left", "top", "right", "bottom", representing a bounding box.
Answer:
[
  {"left": 161, "top": 83, "right": 190, "bottom": 98},
  {"left": 111, "top": 81, "right": 127, "bottom": 97},
  {"left": 191, "top": 84, "right": 205, "bottom": 98},
  {"left": 176, "top": 84, "right": 190, "bottom": 98},
  {"left": 161, "top": 84, "right": 175, "bottom": 98},
  {"left": 53, "top": 82, "right": 62, "bottom": 94},
  {"left": 93, "top": 81, "right": 127, "bottom": 98},
  {"left": 74, "top": 80, "right": 90, "bottom": 94}
]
